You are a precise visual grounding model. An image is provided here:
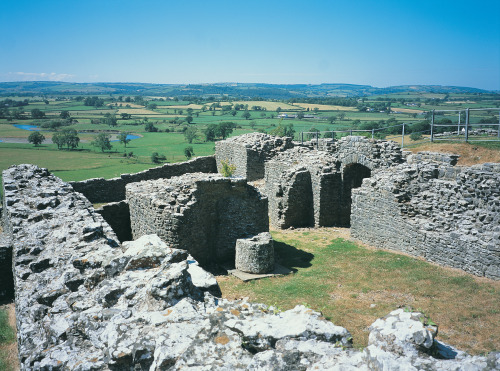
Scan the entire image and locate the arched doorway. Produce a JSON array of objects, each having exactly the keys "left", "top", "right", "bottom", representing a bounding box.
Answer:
[{"left": 340, "top": 163, "right": 371, "bottom": 226}]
